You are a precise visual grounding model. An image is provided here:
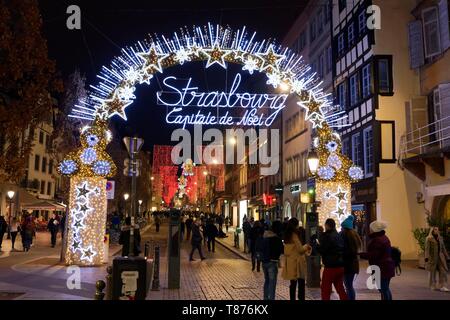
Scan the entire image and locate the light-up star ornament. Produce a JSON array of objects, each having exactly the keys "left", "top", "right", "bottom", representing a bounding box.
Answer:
[
  {"left": 137, "top": 44, "right": 169, "bottom": 74},
  {"left": 256, "top": 45, "right": 285, "bottom": 72},
  {"left": 202, "top": 43, "right": 232, "bottom": 69}
]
